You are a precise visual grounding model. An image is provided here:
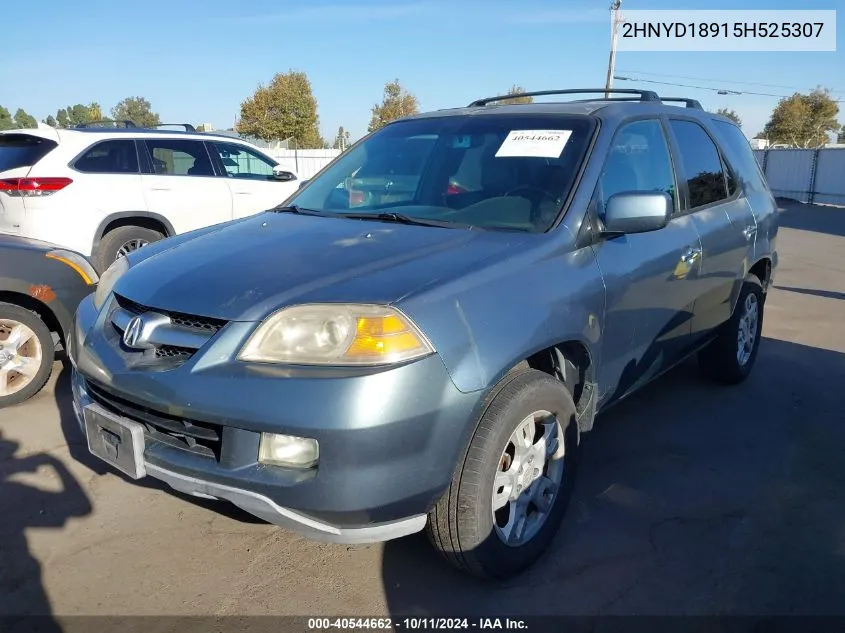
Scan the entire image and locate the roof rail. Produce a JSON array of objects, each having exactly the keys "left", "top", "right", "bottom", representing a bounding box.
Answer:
[
  {"left": 659, "top": 97, "right": 704, "bottom": 110},
  {"left": 153, "top": 123, "right": 197, "bottom": 132},
  {"left": 75, "top": 120, "right": 137, "bottom": 129},
  {"left": 468, "top": 88, "right": 661, "bottom": 107}
]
